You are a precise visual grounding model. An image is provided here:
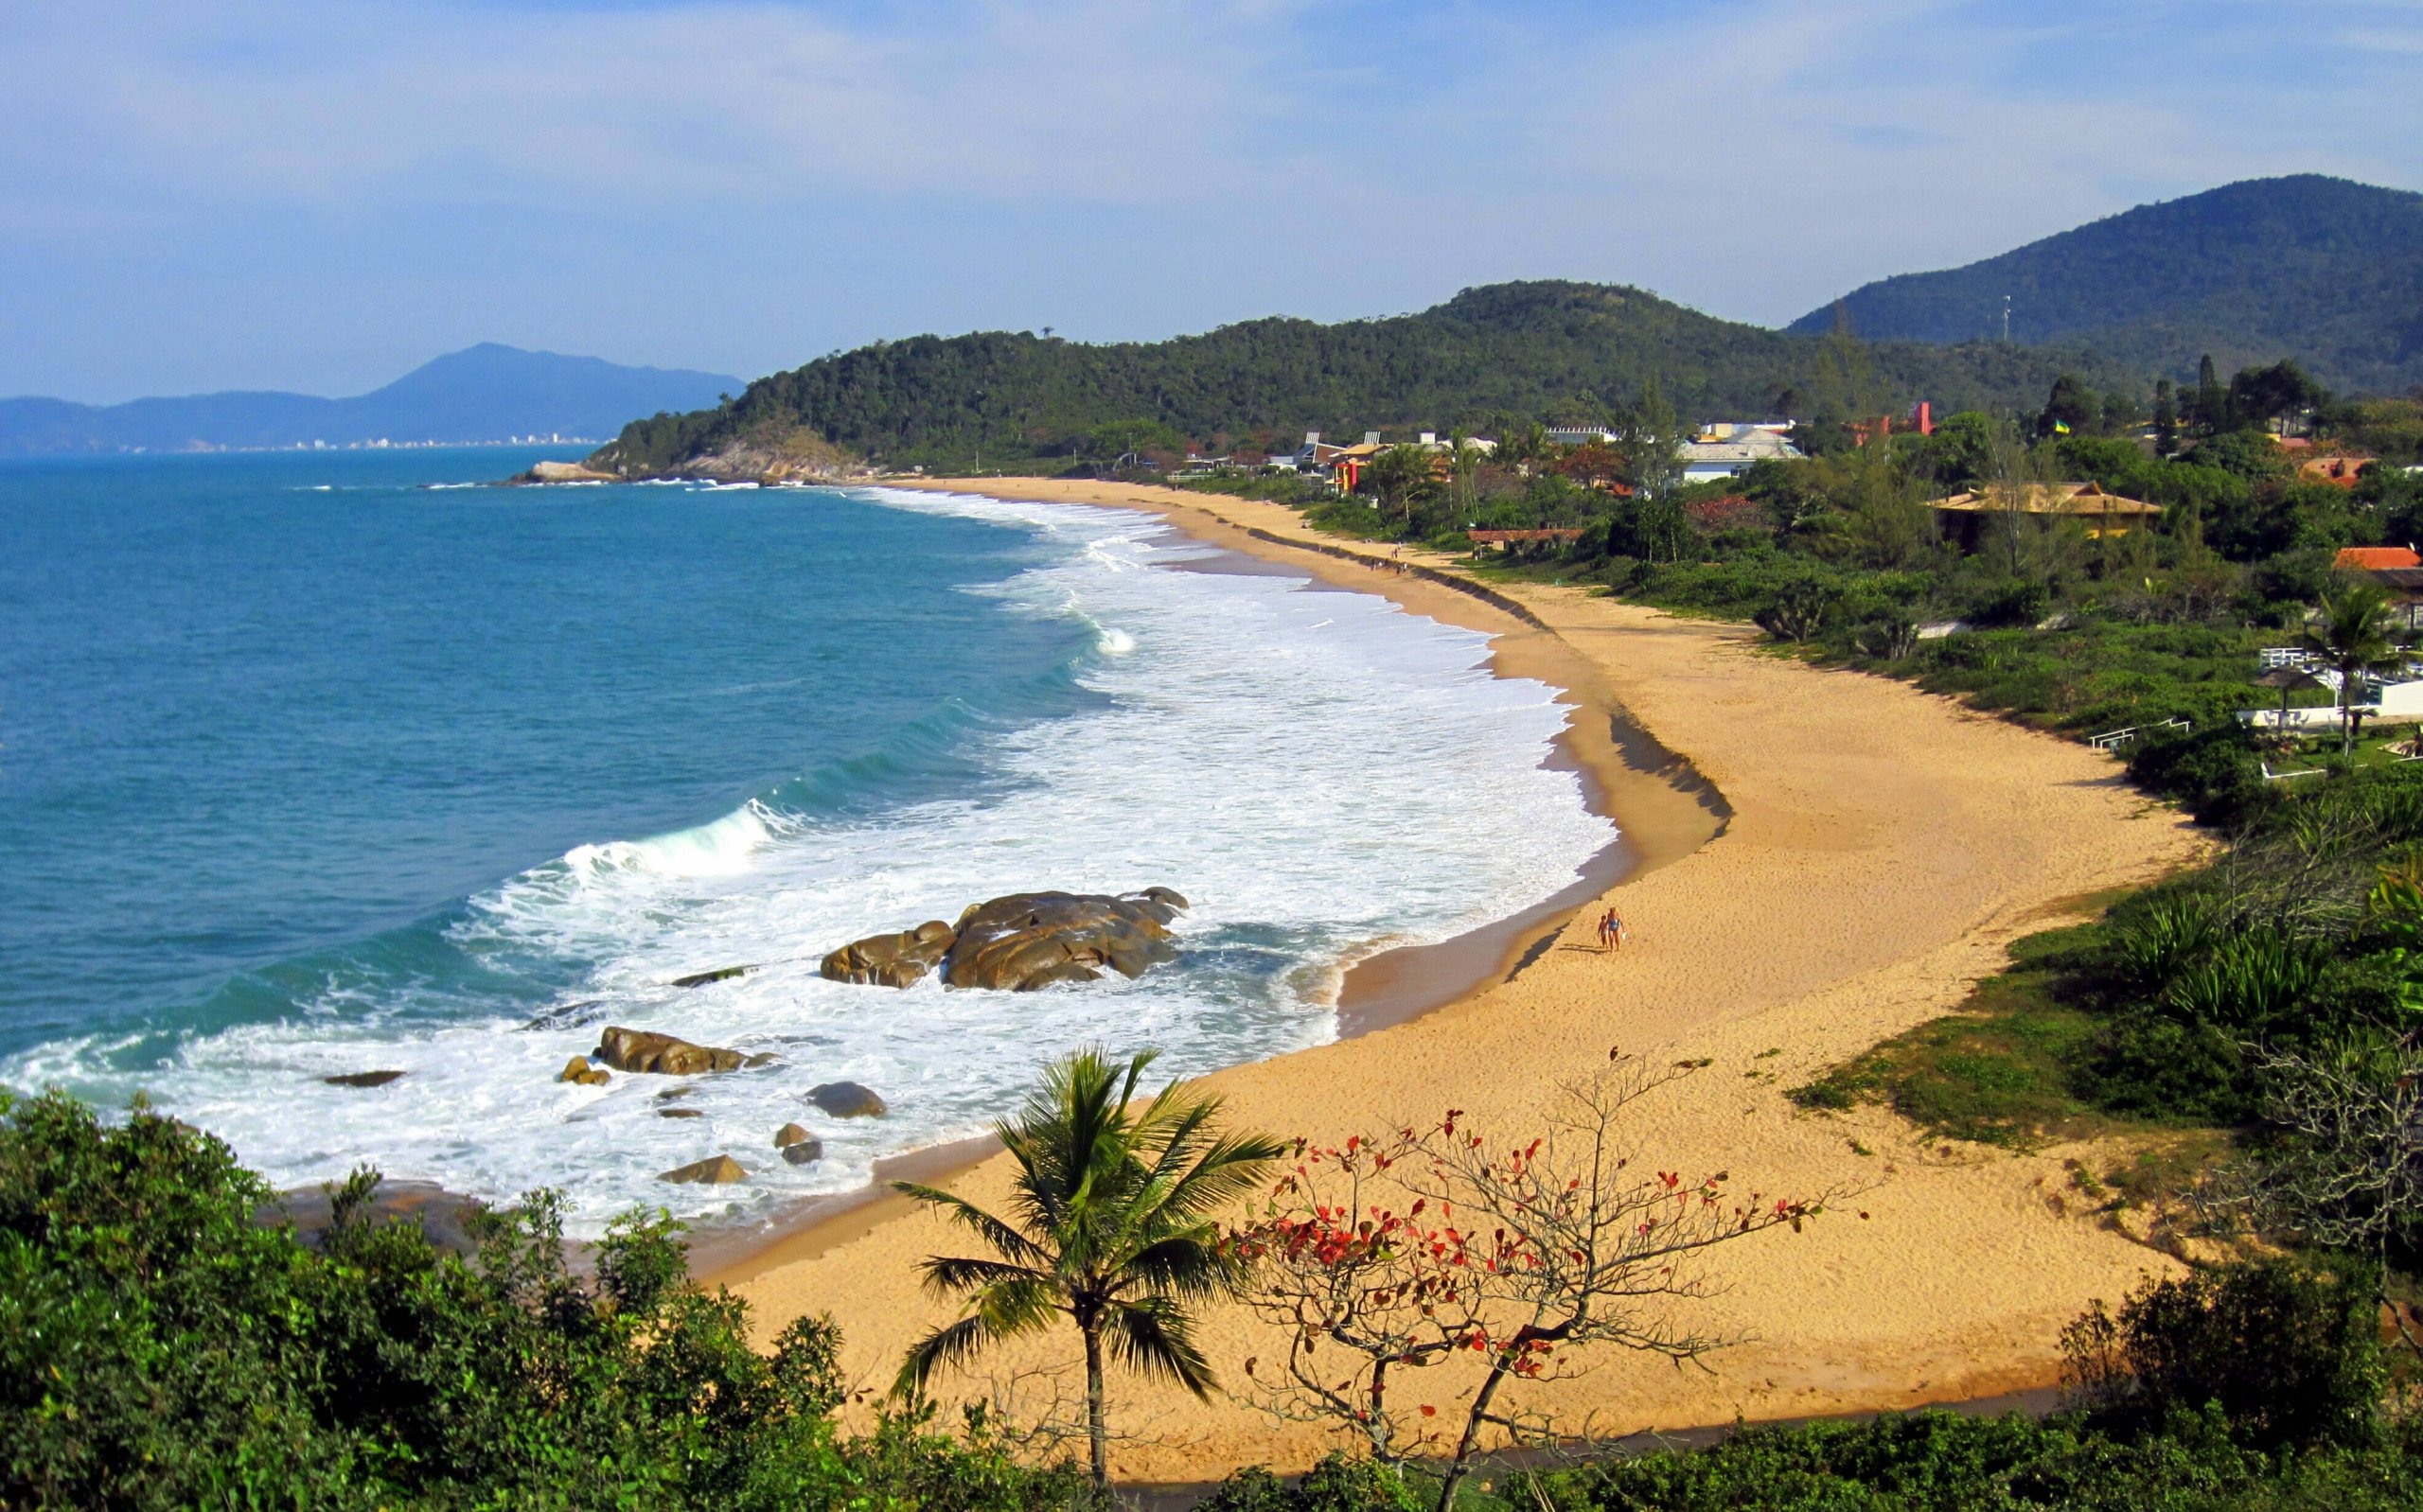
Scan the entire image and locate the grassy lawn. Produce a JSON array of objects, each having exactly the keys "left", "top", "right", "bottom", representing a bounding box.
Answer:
[{"left": 1789, "top": 923, "right": 2116, "bottom": 1150}]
